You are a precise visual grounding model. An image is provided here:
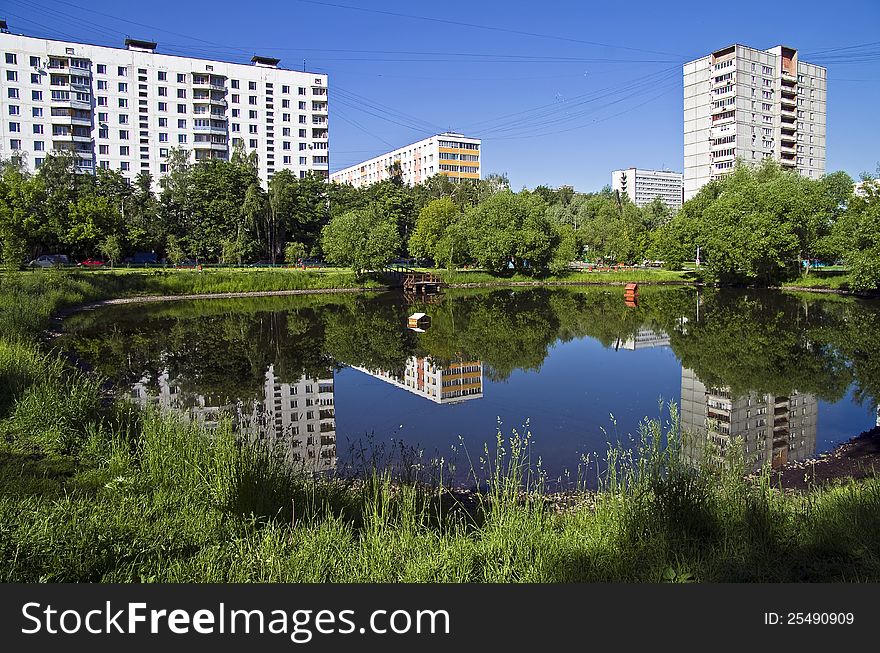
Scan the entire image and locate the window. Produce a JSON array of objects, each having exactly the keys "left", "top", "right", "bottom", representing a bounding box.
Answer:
[
  {"left": 299, "top": 129, "right": 306, "bottom": 137},
  {"left": 34, "top": 141, "right": 44, "bottom": 152},
  {"left": 29, "top": 55, "right": 39, "bottom": 67},
  {"left": 119, "top": 98, "right": 128, "bottom": 108},
  {"left": 30, "top": 72, "right": 41, "bottom": 83},
  {"left": 6, "top": 88, "right": 18, "bottom": 100},
  {"left": 249, "top": 138, "right": 257, "bottom": 148},
  {"left": 249, "top": 95, "right": 257, "bottom": 105},
  {"left": 177, "top": 119, "right": 186, "bottom": 129},
  {"left": 248, "top": 81, "right": 257, "bottom": 90},
  {"left": 119, "top": 130, "right": 129, "bottom": 140},
  {"left": 158, "top": 102, "right": 167, "bottom": 112},
  {"left": 6, "top": 70, "right": 18, "bottom": 82},
  {"left": 99, "top": 144, "right": 109, "bottom": 154},
  {"left": 158, "top": 86, "right": 167, "bottom": 96},
  {"left": 283, "top": 141, "right": 291, "bottom": 150},
  {"left": 120, "top": 146, "right": 130, "bottom": 155},
  {"left": 283, "top": 155, "right": 291, "bottom": 164},
  {"left": 231, "top": 94, "right": 239, "bottom": 103},
  {"left": 5, "top": 53, "right": 16, "bottom": 64},
  {"left": 8, "top": 122, "right": 20, "bottom": 132},
  {"left": 96, "top": 64, "right": 106, "bottom": 74},
  {"left": 177, "top": 104, "right": 186, "bottom": 113},
  {"left": 119, "top": 114, "right": 129, "bottom": 124},
  {"left": 158, "top": 71, "right": 167, "bottom": 81},
  {"left": 282, "top": 99, "right": 290, "bottom": 108},
  {"left": 249, "top": 124, "right": 258, "bottom": 134},
  {"left": 299, "top": 156, "right": 307, "bottom": 165},
  {"left": 95, "top": 80, "right": 107, "bottom": 90},
  {"left": 177, "top": 73, "right": 186, "bottom": 83},
  {"left": 298, "top": 101, "right": 306, "bottom": 110},
  {"left": 231, "top": 79, "right": 239, "bottom": 89},
  {"left": 116, "top": 66, "right": 127, "bottom": 76},
  {"left": 8, "top": 105, "right": 19, "bottom": 116},
  {"left": 298, "top": 142, "right": 307, "bottom": 151},
  {"left": 99, "top": 128, "right": 108, "bottom": 138},
  {"left": 160, "top": 147, "right": 169, "bottom": 157},
  {"left": 177, "top": 88, "right": 186, "bottom": 99},
  {"left": 97, "top": 96, "right": 108, "bottom": 106},
  {"left": 248, "top": 110, "right": 257, "bottom": 119},
  {"left": 231, "top": 108, "right": 240, "bottom": 117},
  {"left": 118, "top": 82, "right": 128, "bottom": 92},
  {"left": 120, "top": 162, "right": 130, "bottom": 171},
  {"left": 32, "top": 90, "right": 43, "bottom": 101},
  {"left": 298, "top": 115, "right": 306, "bottom": 124},
  {"left": 33, "top": 107, "right": 43, "bottom": 117},
  {"left": 159, "top": 133, "right": 168, "bottom": 142},
  {"left": 283, "top": 113, "right": 290, "bottom": 122},
  {"left": 231, "top": 123, "right": 240, "bottom": 132},
  {"left": 298, "top": 87, "right": 306, "bottom": 95},
  {"left": 282, "top": 127, "right": 290, "bottom": 136},
  {"left": 32, "top": 124, "right": 43, "bottom": 134},
  {"left": 9, "top": 139, "right": 21, "bottom": 150},
  {"left": 178, "top": 134, "right": 187, "bottom": 143}
]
